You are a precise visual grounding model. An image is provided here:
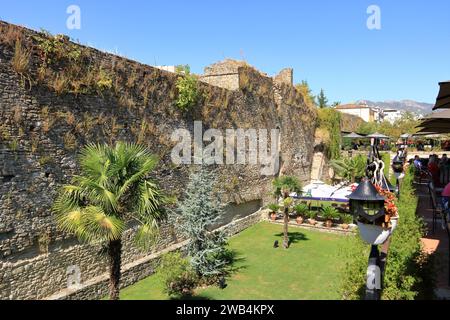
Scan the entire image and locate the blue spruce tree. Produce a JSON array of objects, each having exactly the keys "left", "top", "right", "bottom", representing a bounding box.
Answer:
[{"left": 177, "top": 167, "right": 230, "bottom": 286}]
